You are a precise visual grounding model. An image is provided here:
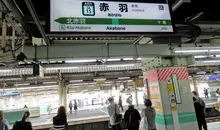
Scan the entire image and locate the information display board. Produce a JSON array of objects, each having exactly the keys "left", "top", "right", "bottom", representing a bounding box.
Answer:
[{"left": 49, "top": 0, "right": 173, "bottom": 33}]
